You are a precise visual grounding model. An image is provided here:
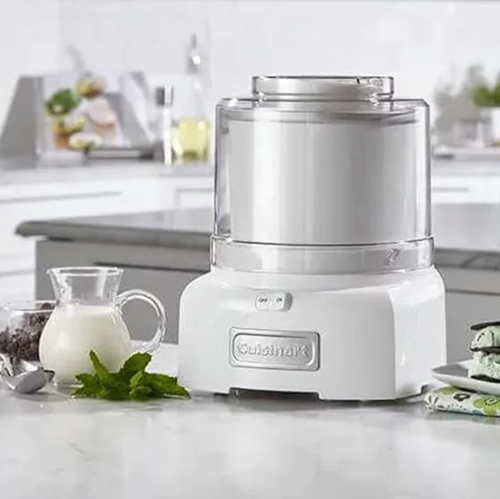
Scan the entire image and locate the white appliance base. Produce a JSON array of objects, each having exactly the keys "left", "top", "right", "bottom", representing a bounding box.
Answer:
[{"left": 178, "top": 267, "right": 446, "bottom": 401}]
